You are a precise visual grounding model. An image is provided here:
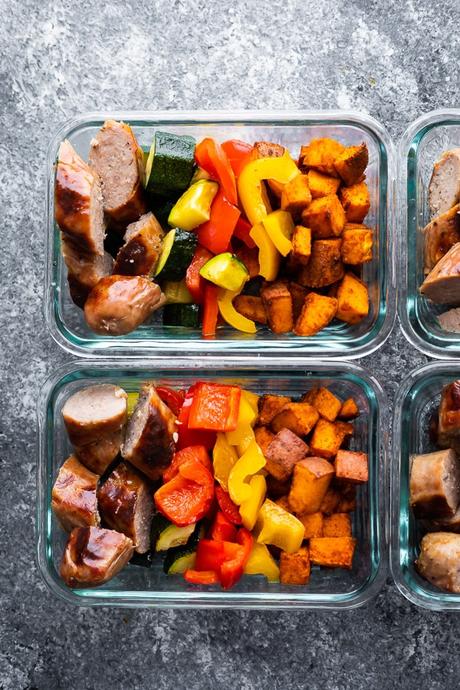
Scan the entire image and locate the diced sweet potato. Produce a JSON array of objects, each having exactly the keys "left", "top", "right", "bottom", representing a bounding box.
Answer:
[
  {"left": 334, "top": 143, "right": 369, "bottom": 186},
  {"left": 266, "top": 475, "right": 292, "bottom": 499},
  {"left": 281, "top": 175, "right": 312, "bottom": 217},
  {"left": 320, "top": 487, "right": 341, "bottom": 515},
  {"left": 339, "top": 181, "right": 370, "bottom": 223},
  {"left": 280, "top": 547, "right": 311, "bottom": 585},
  {"left": 302, "top": 387, "right": 342, "bottom": 422},
  {"left": 261, "top": 281, "right": 294, "bottom": 334},
  {"left": 234, "top": 295, "right": 267, "bottom": 324},
  {"left": 307, "top": 170, "right": 341, "bottom": 199},
  {"left": 253, "top": 141, "right": 285, "bottom": 158},
  {"left": 271, "top": 402, "right": 319, "bottom": 436},
  {"left": 336, "top": 273, "right": 369, "bottom": 325},
  {"left": 335, "top": 450, "right": 368, "bottom": 484},
  {"left": 235, "top": 245, "right": 260, "bottom": 278},
  {"left": 298, "top": 511, "right": 324, "bottom": 539},
  {"left": 258, "top": 395, "right": 292, "bottom": 426},
  {"left": 341, "top": 225, "right": 373, "bottom": 264},
  {"left": 297, "top": 239, "right": 344, "bottom": 288},
  {"left": 339, "top": 397, "right": 360, "bottom": 420},
  {"left": 323, "top": 513, "right": 352, "bottom": 537},
  {"left": 310, "top": 419, "right": 352, "bottom": 459},
  {"left": 275, "top": 495, "right": 291, "bottom": 512},
  {"left": 299, "top": 138, "right": 345, "bottom": 176},
  {"left": 289, "top": 282, "right": 308, "bottom": 321},
  {"left": 337, "top": 483, "right": 357, "bottom": 512},
  {"left": 288, "top": 457, "right": 334, "bottom": 514},
  {"left": 291, "top": 225, "right": 312, "bottom": 266},
  {"left": 301, "top": 194, "right": 346, "bottom": 239},
  {"left": 293, "top": 293, "right": 338, "bottom": 336},
  {"left": 309, "top": 537, "right": 356, "bottom": 569},
  {"left": 254, "top": 425, "right": 275, "bottom": 455},
  {"left": 265, "top": 428, "right": 309, "bottom": 481}
]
